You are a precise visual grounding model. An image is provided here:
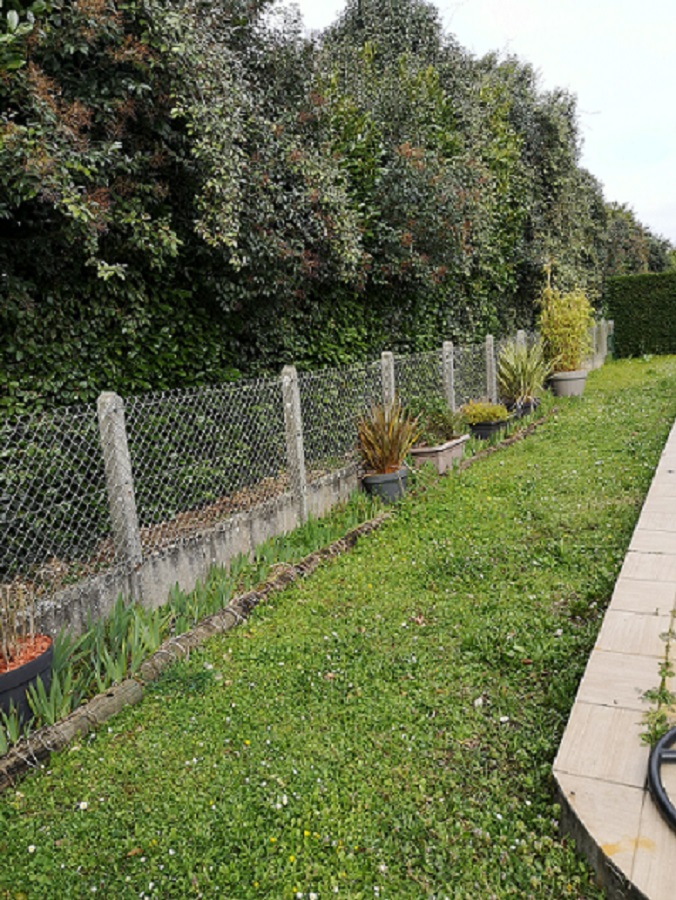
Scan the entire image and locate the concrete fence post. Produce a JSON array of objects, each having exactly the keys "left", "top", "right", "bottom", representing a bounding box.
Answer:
[
  {"left": 590, "top": 324, "right": 599, "bottom": 369},
  {"left": 97, "top": 392, "right": 142, "bottom": 570},
  {"left": 485, "top": 335, "right": 497, "bottom": 402},
  {"left": 281, "top": 365, "right": 308, "bottom": 525},
  {"left": 442, "top": 341, "right": 456, "bottom": 412},
  {"left": 381, "top": 351, "right": 396, "bottom": 408},
  {"left": 600, "top": 319, "right": 608, "bottom": 363},
  {"left": 516, "top": 329, "right": 527, "bottom": 351}
]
